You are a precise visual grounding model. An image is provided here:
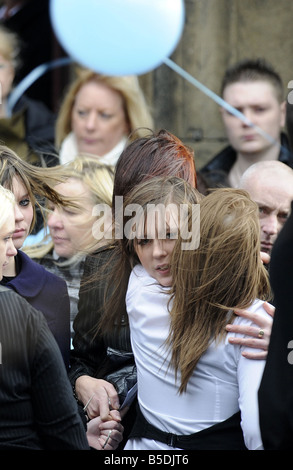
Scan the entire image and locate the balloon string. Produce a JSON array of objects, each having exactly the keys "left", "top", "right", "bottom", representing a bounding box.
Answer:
[
  {"left": 5, "top": 55, "right": 287, "bottom": 156},
  {"left": 163, "top": 57, "right": 280, "bottom": 148},
  {"left": 7, "top": 57, "right": 73, "bottom": 116}
]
